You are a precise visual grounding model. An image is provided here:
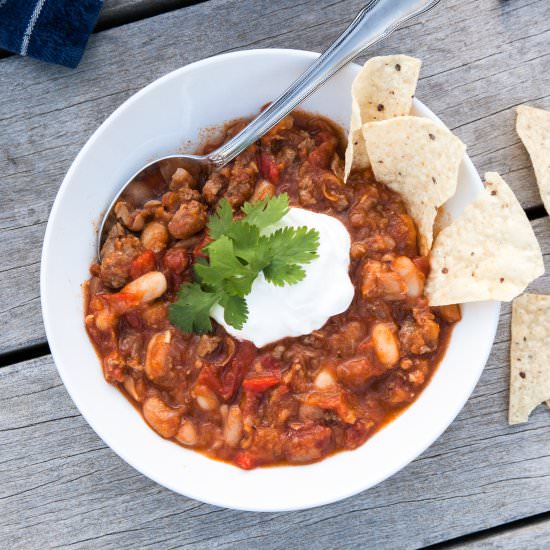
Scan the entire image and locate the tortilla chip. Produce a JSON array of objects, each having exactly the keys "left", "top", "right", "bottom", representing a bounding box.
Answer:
[
  {"left": 516, "top": 105, "right": 550, "bottom": 213},
  {"left": 362, "top": 116, "right": 465, "bottom": 255},
  {"left": 344, "top": 55, "right": 421, "bottom": 180},
  {"left": 425, "top": 173, "right": 544, "bottom": 306},
  {"left": 509, "top": 293, "right": 550, "bottom": 424}
]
